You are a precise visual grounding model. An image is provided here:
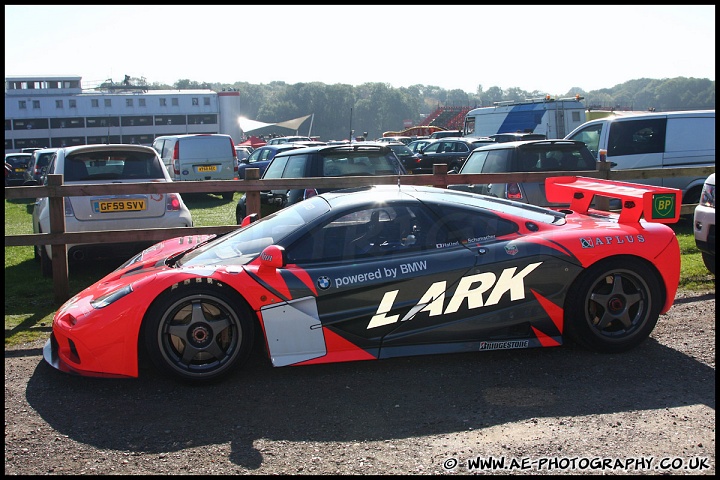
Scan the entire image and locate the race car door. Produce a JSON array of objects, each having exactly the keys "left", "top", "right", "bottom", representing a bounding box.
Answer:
[{"left": 279, "top": 202, "right": 478, "bottom": 365}]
